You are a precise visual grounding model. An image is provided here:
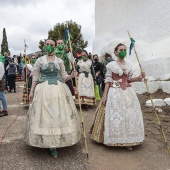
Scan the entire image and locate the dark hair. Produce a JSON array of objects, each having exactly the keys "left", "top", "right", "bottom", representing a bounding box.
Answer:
[
  {"left": 105, "top": 53, "right": 112, "bottom": 58},
  {"left": 31, "top": 54, "right": 36, "bottom": 59},
  {"left": 46, "top": 38, "right": 57, "bottom": 46},
  {"left": 31, "top": 53, "right": 35, "bottom": 57},
  {"left": 93, "top": 54, "right": 98, "bottom": 58},
  {"left": 81, "top": 50, "right": 88, "bottom": 56},
  {"left": 114, "top": 43, "right": 126, "bottom": 52}
]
